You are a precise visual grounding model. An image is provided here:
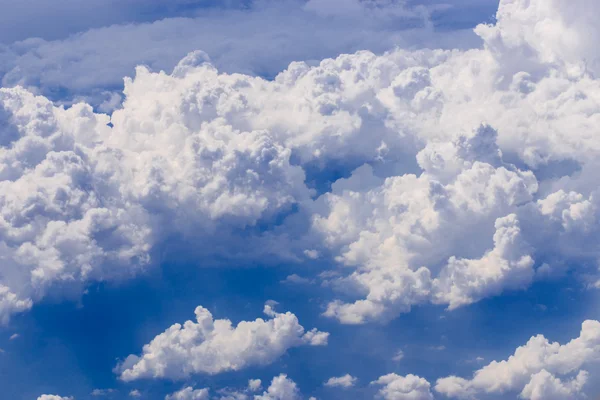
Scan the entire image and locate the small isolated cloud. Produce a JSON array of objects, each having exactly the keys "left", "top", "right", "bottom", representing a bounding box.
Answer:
[
  {"left": 117, "top": 303, "right": 328, "bottom": 380},
  {"left": 435, "top": 320, "right": 600, "bottom": 399},
  {"left": 324, "top": 374, "right": 357, "bottom": 388},
  {"left": 129, "top": 390, "right": 141, "bottom": 398},
  {"left": 8, "top": 333, "right": 18, "bottom": 340},
  {"left": 282, "top": 274, "right": 312, "bottom": 285},
  {"left": 165, "top": 387, "right": 209, "bottom": 400},
  {"left": 393, "top": 350, "right": 405, "bottom": 361},
  {"left": 254, "top": 374, "right": 302, "bottom": 400},
  {"left": 37, "top": 396, "right": 74, "bottom": 400},
  {"left": 248, "top": 379, "right": 262, "bottom": 392},
  {"left": 91, "top": 389, "right": 116, "bottom": 397},
  {"left": 372, "top": 374, "right": 434, "bottom": 400}
]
